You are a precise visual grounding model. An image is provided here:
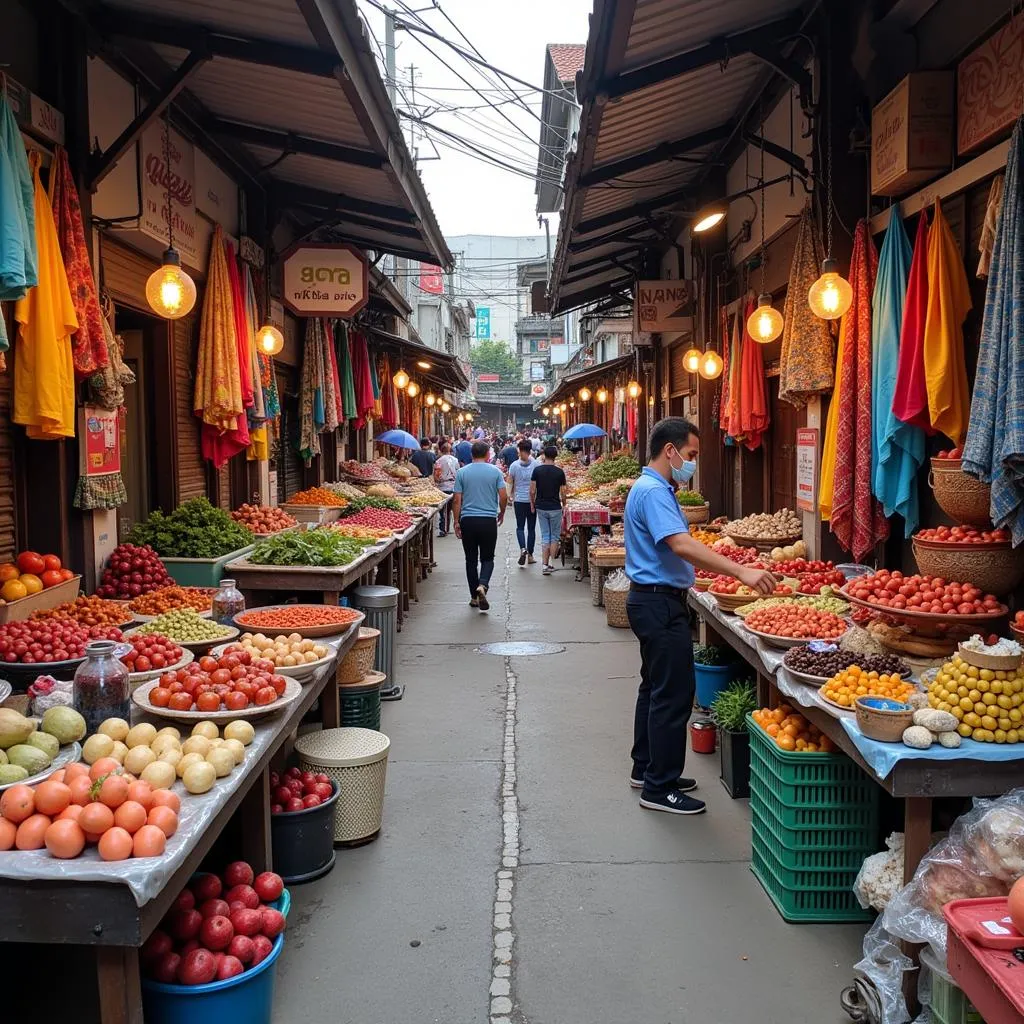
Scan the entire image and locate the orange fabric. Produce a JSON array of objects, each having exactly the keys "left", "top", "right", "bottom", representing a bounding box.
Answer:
[{"left": 737, "top": 297, "right": 769, "bottom": 450}]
